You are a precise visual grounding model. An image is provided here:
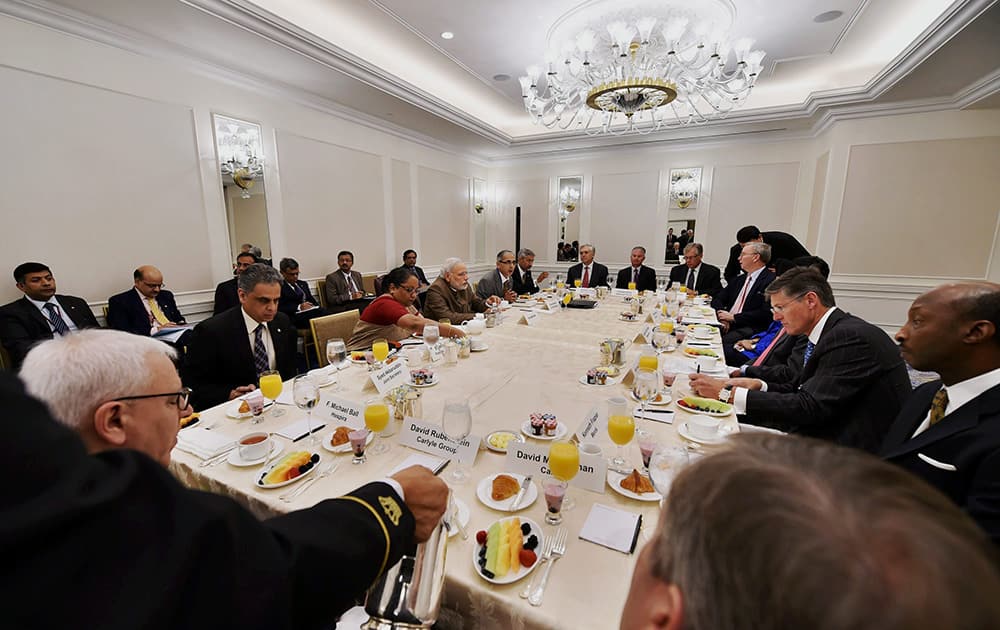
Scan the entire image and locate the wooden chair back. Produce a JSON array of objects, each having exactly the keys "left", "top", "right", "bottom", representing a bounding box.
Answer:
[{"left": 310, "top": 310, "right": 360, "bottom": 367}]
